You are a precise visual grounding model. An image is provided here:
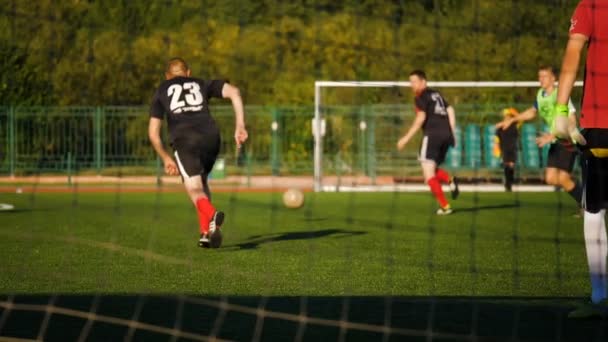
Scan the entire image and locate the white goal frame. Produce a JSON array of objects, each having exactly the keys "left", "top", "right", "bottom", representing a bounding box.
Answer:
[{"left": 313, "top": 80, "right": 584, "bottom": 192}]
